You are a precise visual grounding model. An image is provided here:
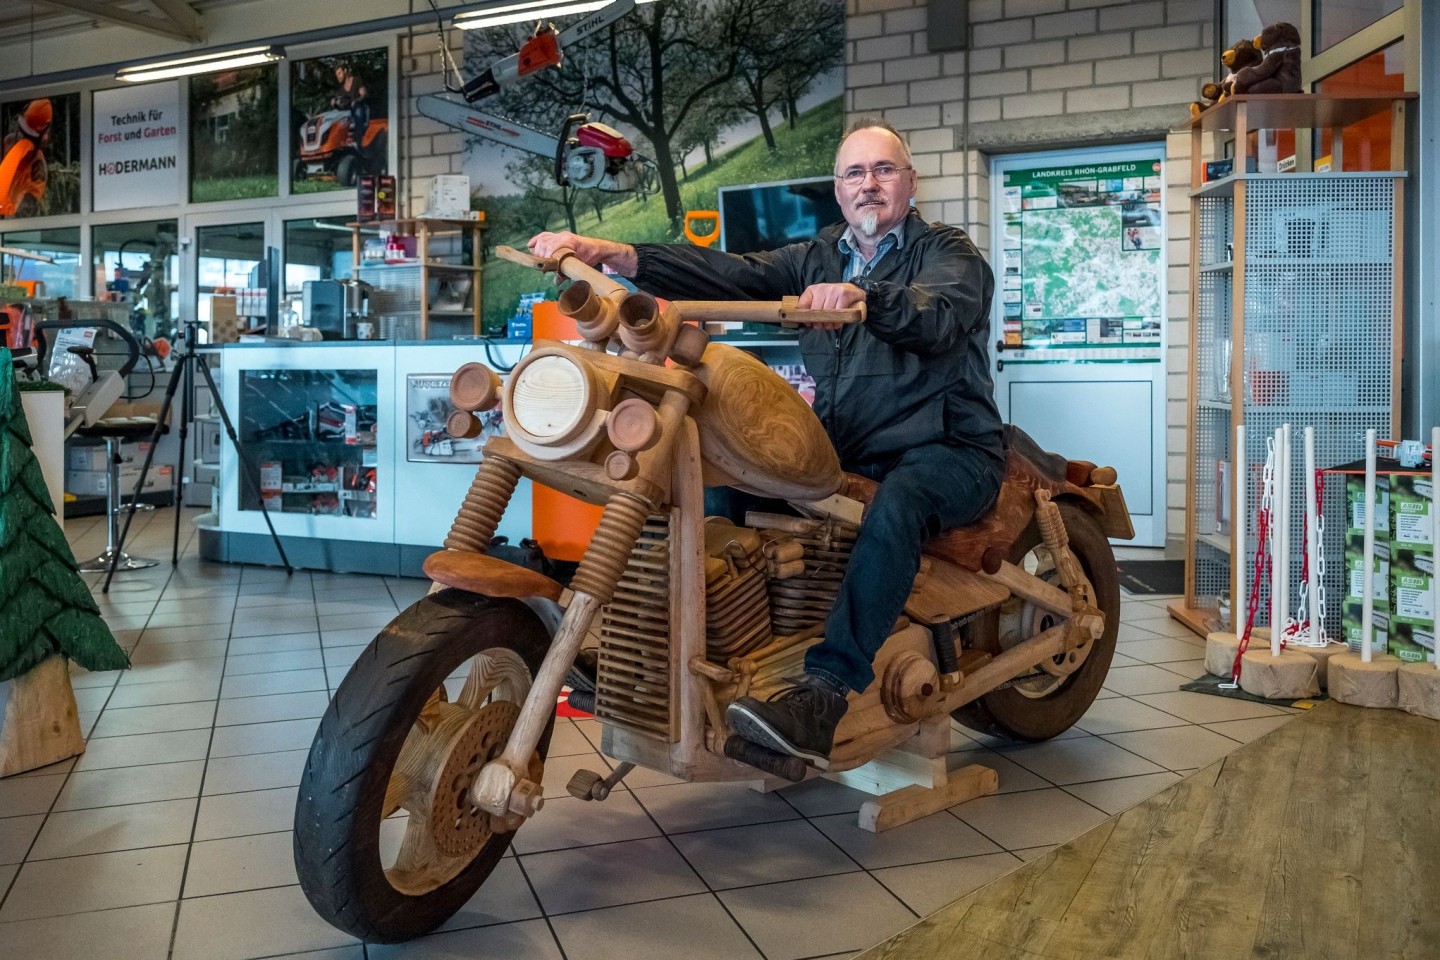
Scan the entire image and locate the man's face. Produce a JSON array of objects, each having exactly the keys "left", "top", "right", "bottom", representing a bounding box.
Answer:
[{"left": 833, "top": 127, "right": 916, "bottom": 242}]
